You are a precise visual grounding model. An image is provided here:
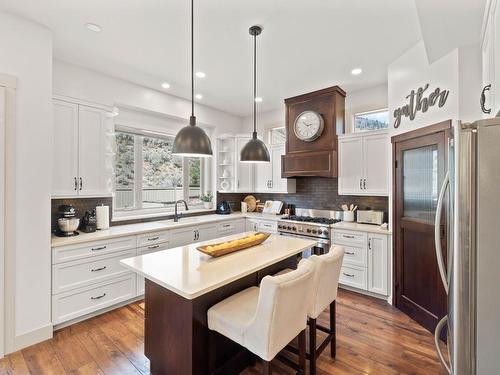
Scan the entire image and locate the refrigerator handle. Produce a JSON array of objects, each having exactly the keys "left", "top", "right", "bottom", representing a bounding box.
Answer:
[
  {"left": 435, "top": 171, "right": 450, "bottom": 294},
  {"left": 434, "top": 315, "right": 452, "bottom": 374}
]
